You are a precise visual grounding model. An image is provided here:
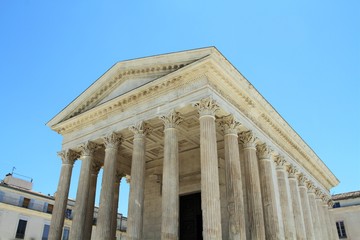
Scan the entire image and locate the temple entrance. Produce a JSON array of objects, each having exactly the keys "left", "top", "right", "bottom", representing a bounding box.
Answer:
[{"left": 179, "top": 192, "right": 203, "bottom": 240}]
